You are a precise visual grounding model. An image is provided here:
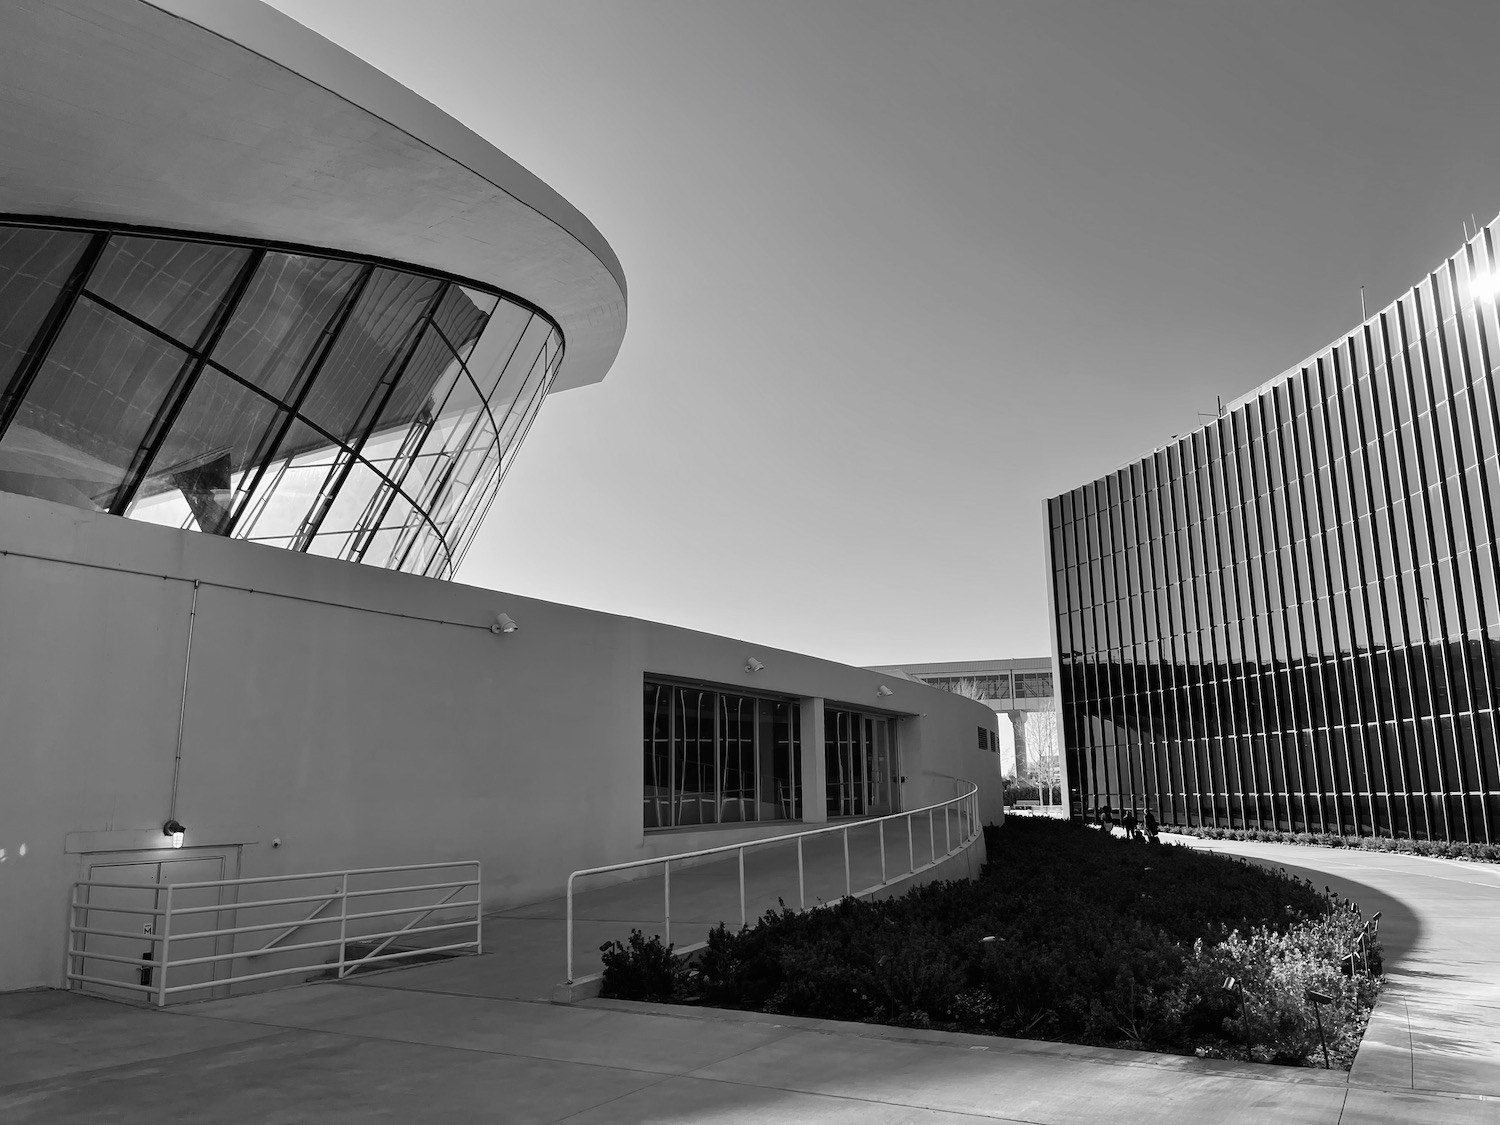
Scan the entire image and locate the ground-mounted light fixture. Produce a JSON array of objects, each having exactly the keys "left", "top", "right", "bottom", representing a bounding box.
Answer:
[
  {"left": 877, "top": 685, "right": 894, "bottom": 698},
  {"left": 745, "top": 657, "right": 764, "bottom": 673},
  {"left": 1304, "top": 988, "right": 1333, "bottom": 1068},
  {"left": 163, "top": 820, "right": 186, "bottom": 849},
  {"left": 490, "top": 613, "right": 519, "bottom": 634}
]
